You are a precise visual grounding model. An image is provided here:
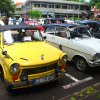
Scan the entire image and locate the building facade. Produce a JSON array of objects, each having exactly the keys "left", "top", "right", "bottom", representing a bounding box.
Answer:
[
  {"left": 15, "top": 2, "right": 23, "bottom": 17},
  {"left": 22, "top": 0, "right": 90, "bottom": 18}
]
